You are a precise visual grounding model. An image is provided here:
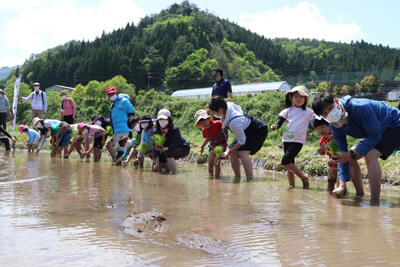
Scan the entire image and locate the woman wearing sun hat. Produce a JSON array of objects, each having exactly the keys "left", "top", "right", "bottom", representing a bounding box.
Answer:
[{"left": 153, "top": 108, "right": 190, "bottom": 174}]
